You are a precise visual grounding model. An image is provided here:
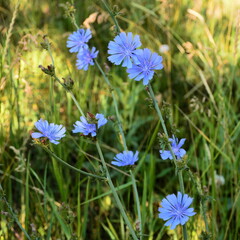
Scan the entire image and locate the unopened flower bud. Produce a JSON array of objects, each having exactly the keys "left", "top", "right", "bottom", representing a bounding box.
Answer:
[
  {"left": 39, "top": 64, "right": 55, "bottom": 76},
  {"left": 87, "top": 112, "right": 96, "bottom": 120},
  {"left": 104, "top": 63, "right": 110, "bottom": 74},
  {"left": 40, "top": 35, "right": 50, "bottom": 50},
  {"left": 108, "top": 115, "right": 116, "bottom": 122},
  {"left": 63, "top": 77, "right": 74, "bottom": 90}
]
